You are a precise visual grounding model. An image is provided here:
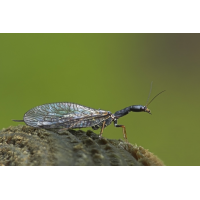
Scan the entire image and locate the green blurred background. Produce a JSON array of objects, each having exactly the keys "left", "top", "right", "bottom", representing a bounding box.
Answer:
[{"left": 0, "top": 34, "right": 199, "bottom": 166}]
